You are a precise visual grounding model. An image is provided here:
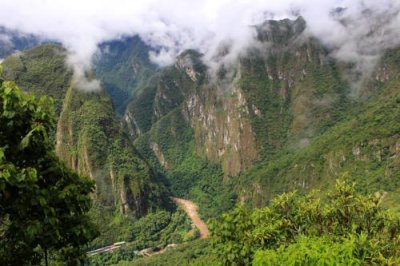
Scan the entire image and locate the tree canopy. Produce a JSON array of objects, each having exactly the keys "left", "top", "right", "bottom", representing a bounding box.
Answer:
[
  {"left": 0, "top": 77, "right": 98, "bottom": 265},
  {"left": 210, "top": 180, "right": 400, "bottom": 265}
]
